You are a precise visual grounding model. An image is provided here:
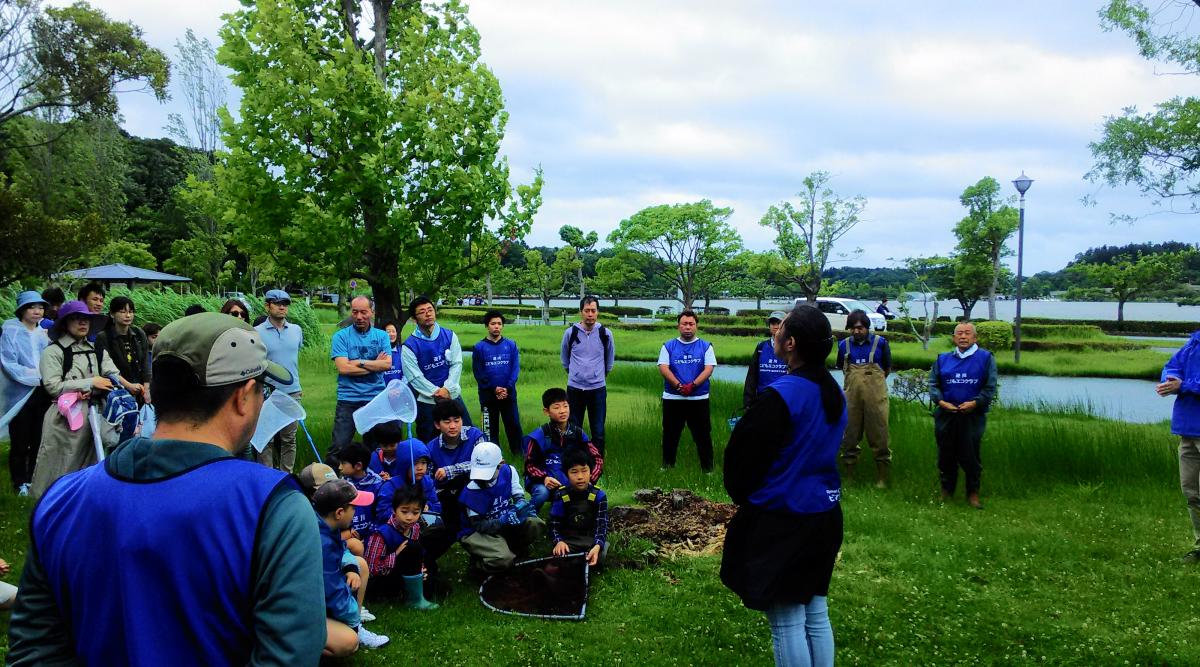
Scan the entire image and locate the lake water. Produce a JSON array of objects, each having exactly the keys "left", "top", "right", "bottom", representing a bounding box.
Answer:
[{"left": 491, "top": 297, "right": 1200, "bottom": 323}]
